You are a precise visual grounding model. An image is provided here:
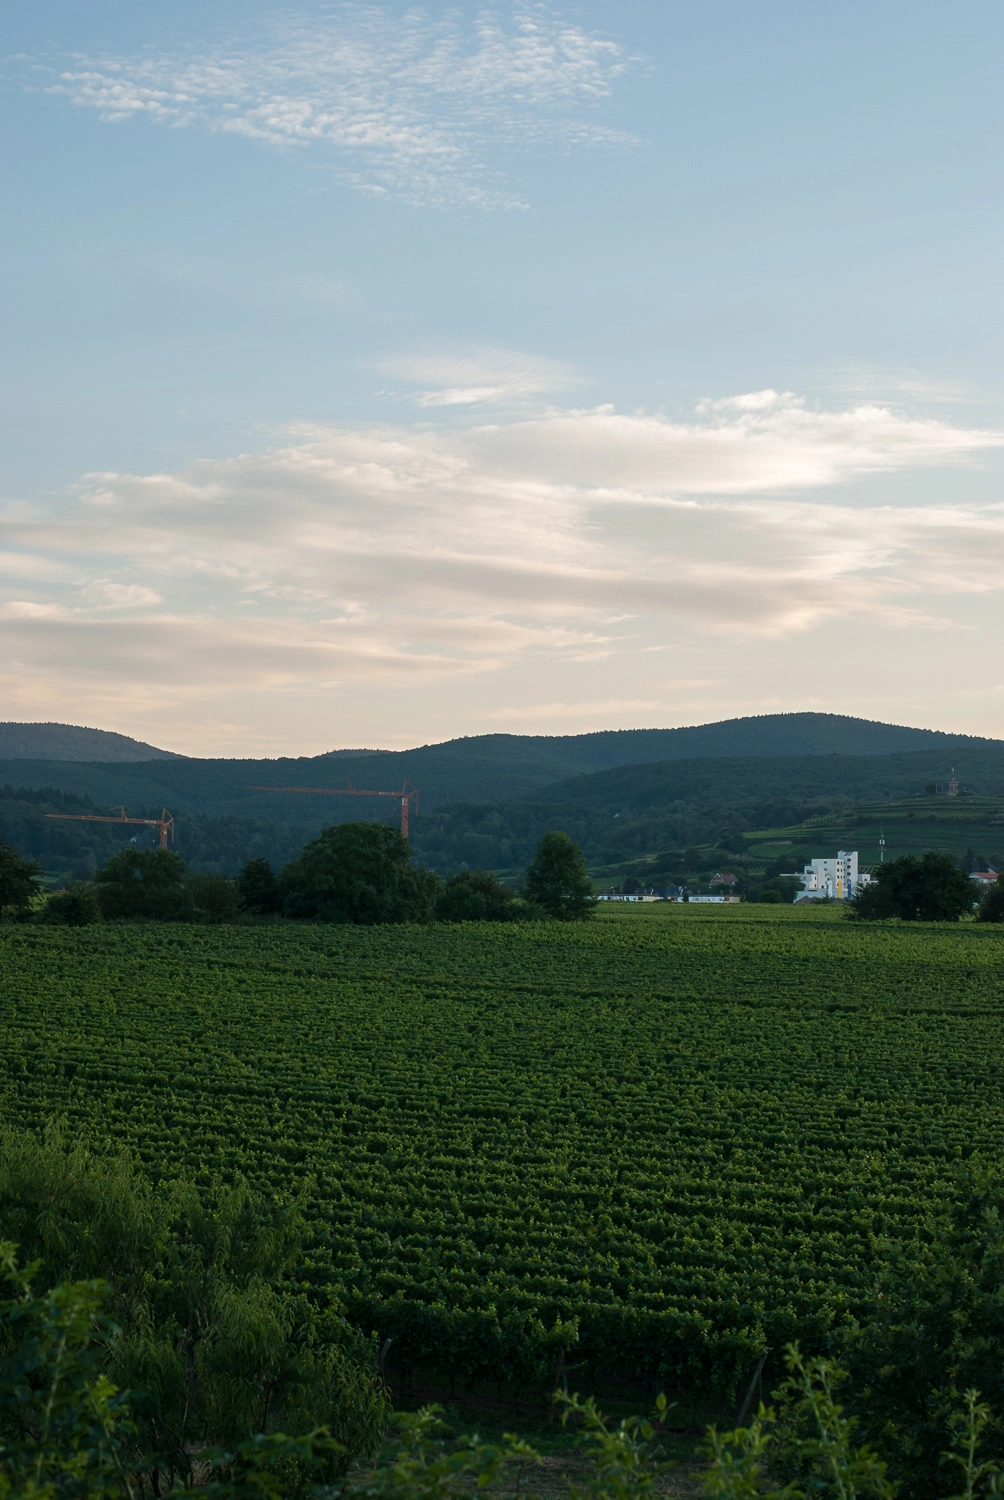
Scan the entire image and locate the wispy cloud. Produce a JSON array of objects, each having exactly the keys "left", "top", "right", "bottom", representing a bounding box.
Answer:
[
  {"left": 826, "top": 366, "right": 979, "bottom": 405},
  {"left": 41, "top": 4, "right": 636, "bottom": 208},
  {"left": 377, "top": 345, "right": 578, "bottom": 405}
]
